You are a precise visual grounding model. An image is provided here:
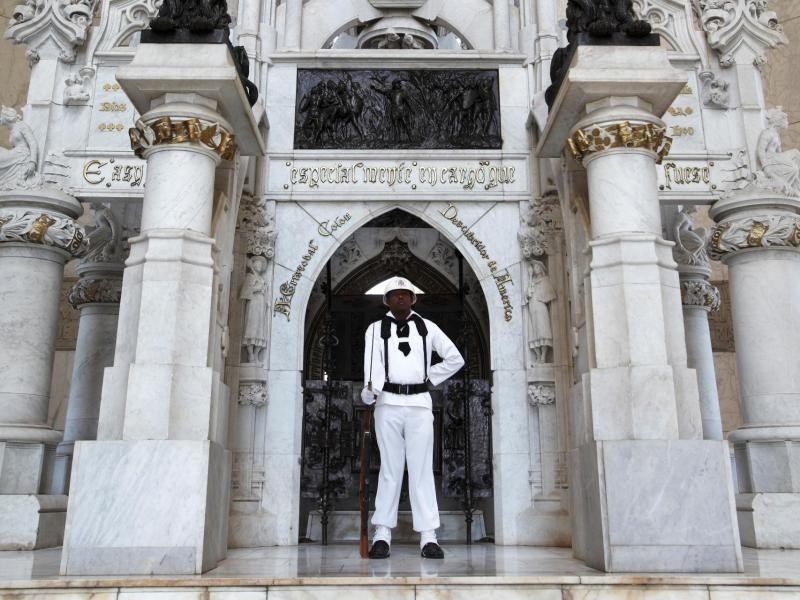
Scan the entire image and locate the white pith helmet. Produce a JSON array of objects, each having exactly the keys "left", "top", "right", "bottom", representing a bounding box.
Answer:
[{"left": 382, "top": 277, "right": 417, "bottom": 306}]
